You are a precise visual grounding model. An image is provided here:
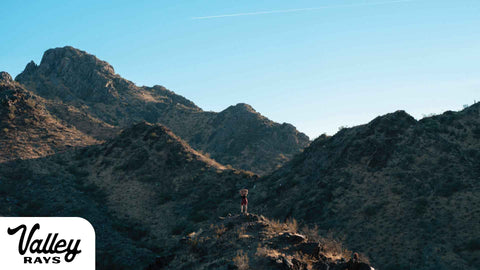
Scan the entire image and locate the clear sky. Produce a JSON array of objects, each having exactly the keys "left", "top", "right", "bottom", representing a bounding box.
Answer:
[{"left": 1, "top": 0, "right": 479, "bottom": 138}]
